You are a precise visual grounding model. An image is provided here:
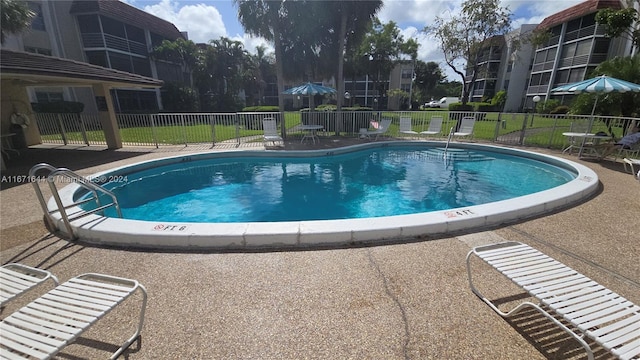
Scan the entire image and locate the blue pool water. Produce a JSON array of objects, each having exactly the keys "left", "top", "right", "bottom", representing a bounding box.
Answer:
[{"left": 87, "top": 145, "right": 575, "bottom": 223}]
